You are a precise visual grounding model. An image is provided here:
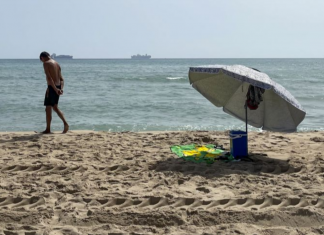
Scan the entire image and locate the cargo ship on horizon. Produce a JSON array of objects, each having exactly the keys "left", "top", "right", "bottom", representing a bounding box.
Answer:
[
  {"left": 51, "top": 53, "right": 73, "bottom": 59},
  {"left": 131, "top": 54, "right": 151, "bottom": 59}
]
